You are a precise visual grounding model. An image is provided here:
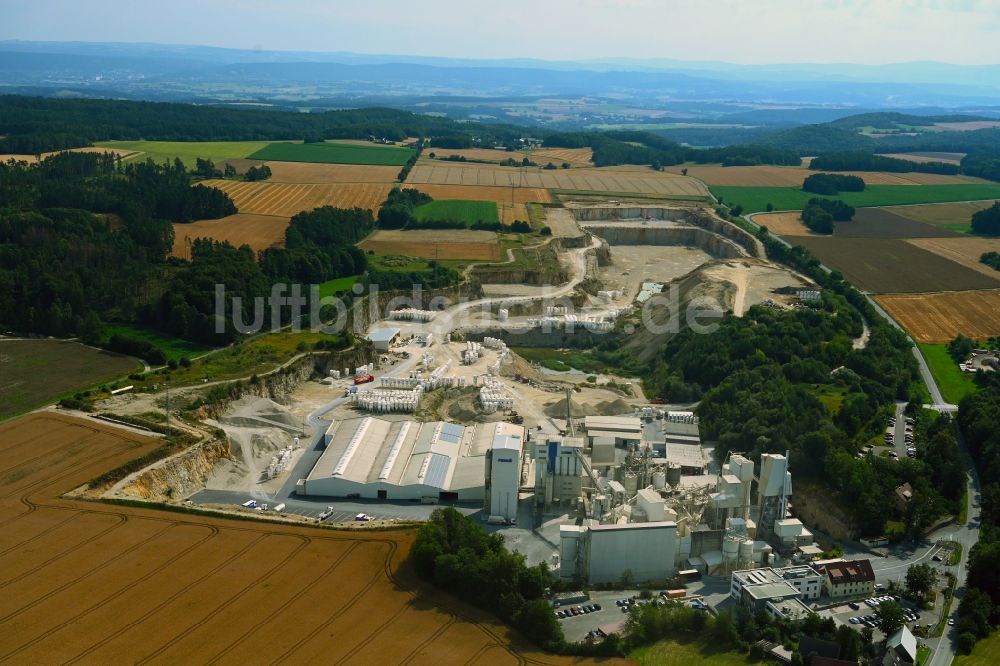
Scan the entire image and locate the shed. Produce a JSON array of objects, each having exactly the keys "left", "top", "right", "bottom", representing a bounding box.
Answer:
[{"left": 366, "top": 327, "right": 401, "bottom": 351}]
